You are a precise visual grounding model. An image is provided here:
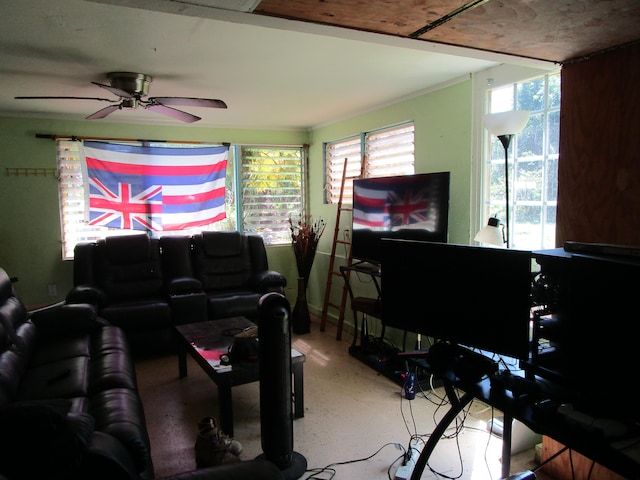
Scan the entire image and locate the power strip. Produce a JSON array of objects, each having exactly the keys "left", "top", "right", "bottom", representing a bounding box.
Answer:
[{"left": 394, "top": 438, "right": 422, "bottom": 480}]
